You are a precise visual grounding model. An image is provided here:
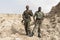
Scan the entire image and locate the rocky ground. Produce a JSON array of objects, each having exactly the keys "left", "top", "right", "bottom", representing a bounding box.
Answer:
[
  {"left": 0, "top": 2, "right": 60, "bottom": 40},
  {"left": 0, "top": 14, "right": 59, "bottom": 40}
]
